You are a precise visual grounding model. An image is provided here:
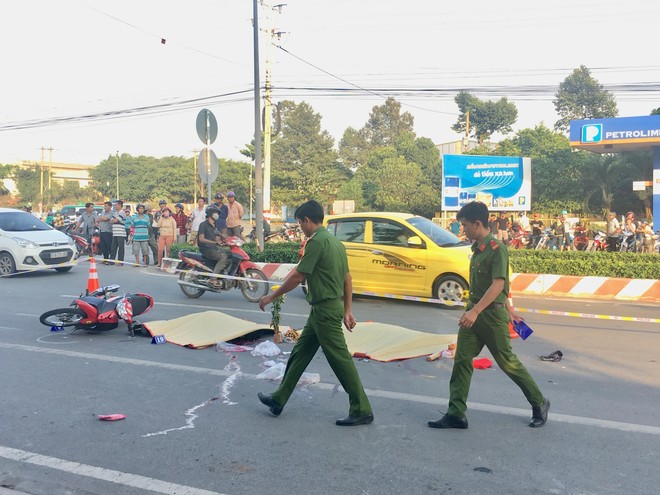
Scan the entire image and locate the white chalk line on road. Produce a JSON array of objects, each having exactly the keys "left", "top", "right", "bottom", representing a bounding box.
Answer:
[
  {"left": 0, "top": 445, "right": 225, "bottom": 495},
  {"left": 2, "top": 341, "right": 660, "bottom": 437}
]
